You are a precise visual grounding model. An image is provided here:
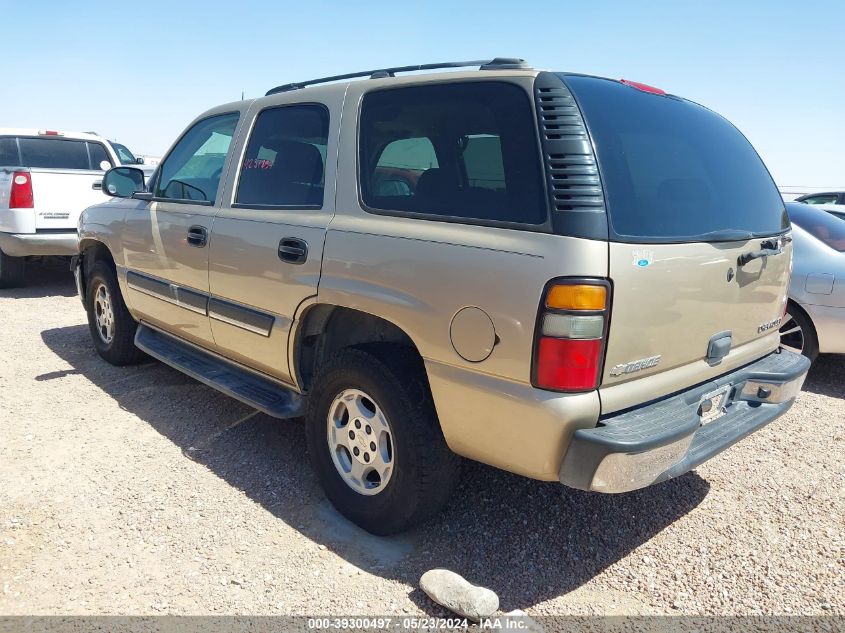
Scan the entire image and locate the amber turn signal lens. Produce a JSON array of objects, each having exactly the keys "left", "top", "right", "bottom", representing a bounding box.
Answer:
[{"left": 545, "top": 284, "right": 607, "bottom": 311}]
